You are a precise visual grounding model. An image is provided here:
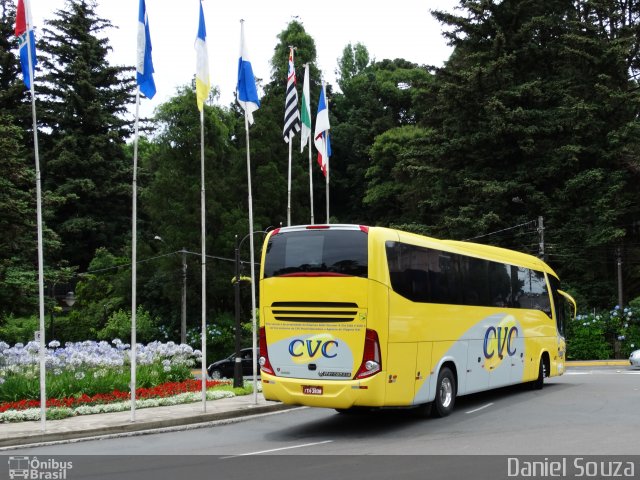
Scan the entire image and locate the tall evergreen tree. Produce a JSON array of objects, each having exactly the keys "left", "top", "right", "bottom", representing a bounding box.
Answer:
[
  {"left": 0, "top": 0, "right": 29, "bottom": 129},
  {"left": 416, "top": 0, "right": 640, "bottom": 306},
  {"left": 0, "top": 115, "right": 38, "bottom": 317},
  {"left": 37, "top": 0, "right": 135, "bottom": 270}
]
